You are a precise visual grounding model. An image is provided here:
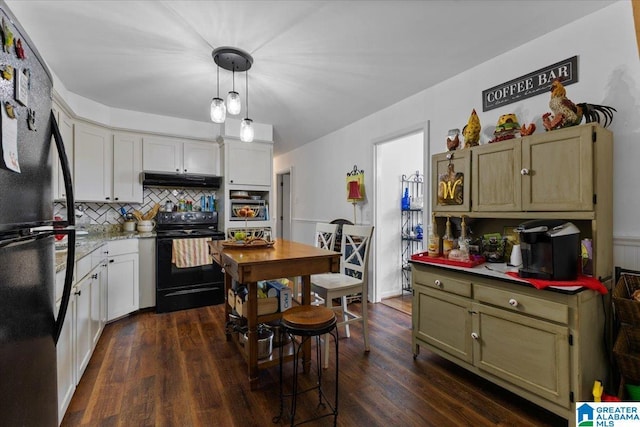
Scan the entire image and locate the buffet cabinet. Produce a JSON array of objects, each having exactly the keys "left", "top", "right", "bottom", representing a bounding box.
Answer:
[
  {"left": 417, "top": 124, "right": 613, "bottom": 426},
  {"left": 411, "top": 265, "right": 607, "bottom": 419}
]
